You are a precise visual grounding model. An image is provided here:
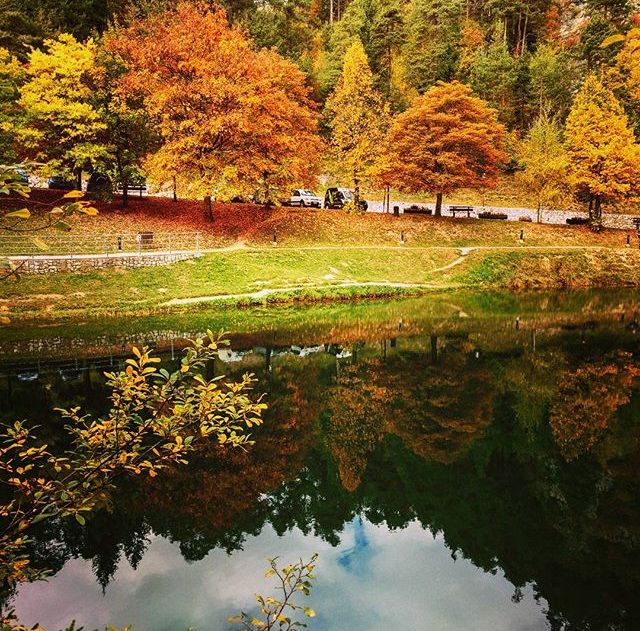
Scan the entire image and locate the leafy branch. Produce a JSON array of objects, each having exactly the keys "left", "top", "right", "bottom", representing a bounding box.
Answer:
[
  {"left": 0, "top": 332, "right": 266, "bottom": 591},
  {"left": 228, "top": 555, "right": 318, "bottom": 631}
]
